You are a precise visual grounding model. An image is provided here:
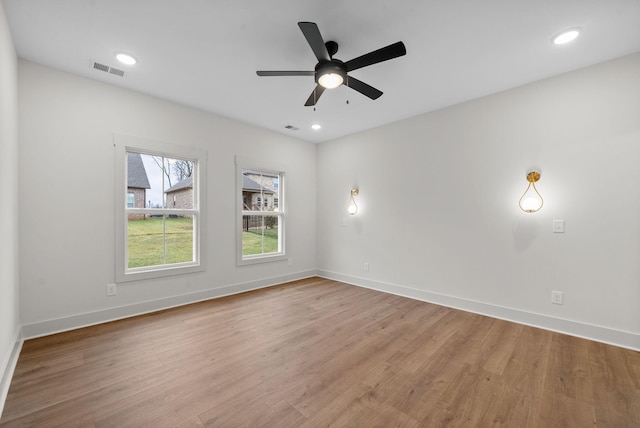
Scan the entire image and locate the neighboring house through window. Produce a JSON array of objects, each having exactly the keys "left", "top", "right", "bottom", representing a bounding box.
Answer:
[
  {"left": 127, "top": 152, "right": 150, "bottom": 216},
  {"left": 165, "top": 176, "right": 194, "bottom": 209}
]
